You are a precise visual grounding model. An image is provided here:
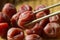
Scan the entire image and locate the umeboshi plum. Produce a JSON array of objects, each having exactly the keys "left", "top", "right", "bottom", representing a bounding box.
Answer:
[
  {"left": 0, "top": 23, "right": 9, "bottom": 38},
  {"left": 25, "top": 34, "right": 43, "bottom": 40},
  {"left": 0, "top": 12, "right": 10, "bottom": 24},
  {"left": 36, "top": 11, "right": 49, "bottom": 28},
  {"left": 7, "top": 28, "right": 24, "bottom": 40},
  {"left": 18, "top": 4, "right": 32, "bottom": 13},
  {"left": 11, "top": 12, "right": 21, "bottom": 26},
  {"left": 44, "top": 22, "right": 60, "bottom": 38},
  {"left": 2, "top": 3, "right": 17, "bottom": 18},
  {"left": 18, "top": 11, "right": 35, "bottom": 29},
  {"left": 35, "top": 5, "right": 50, "bottom": 15},
  {"left": 49, "top": 15, "right": 60, "bottom": 23},
  {"left": 25, "top": 23, "right": 43, "bottom": 36}
]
